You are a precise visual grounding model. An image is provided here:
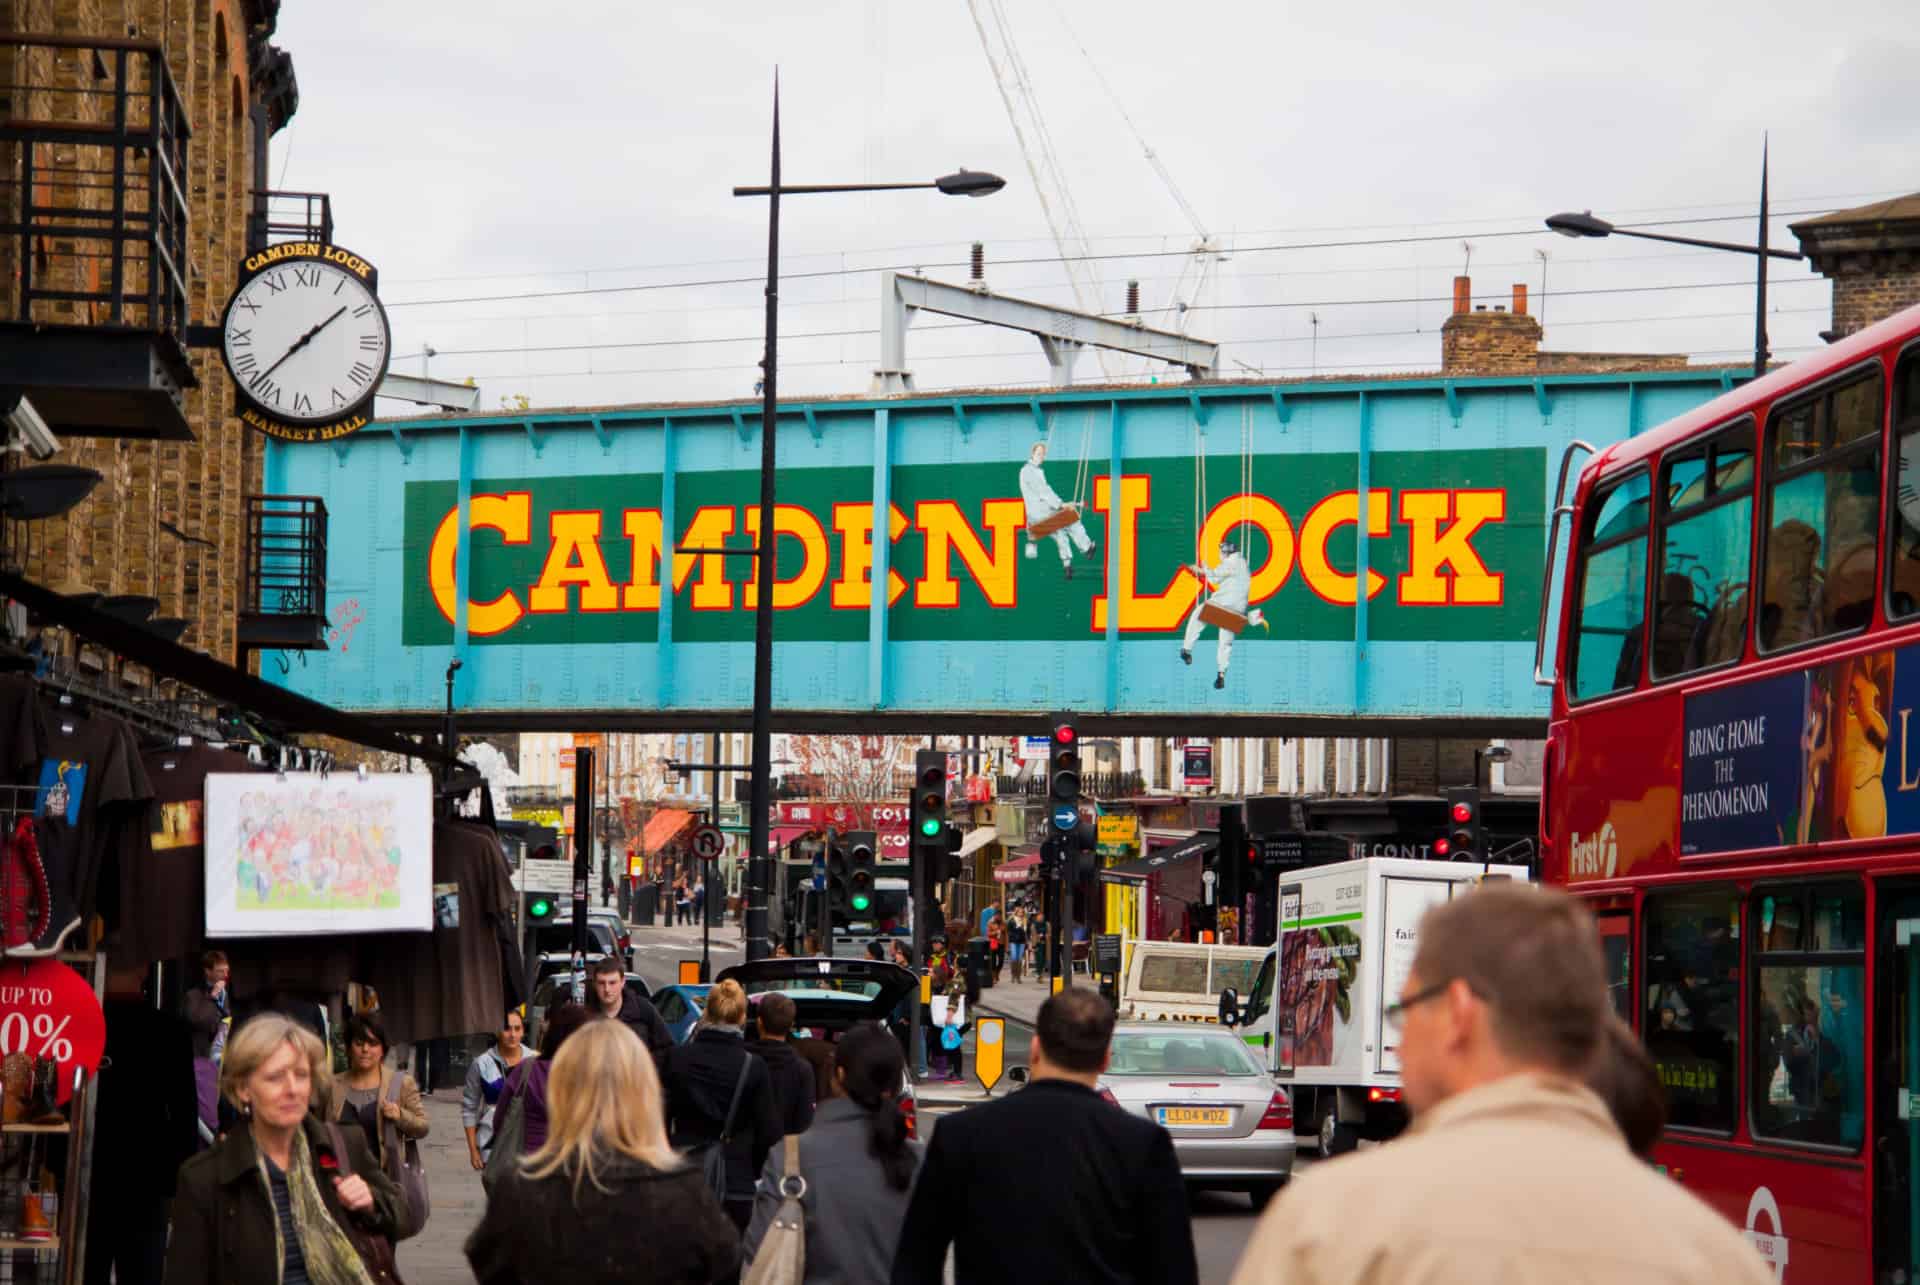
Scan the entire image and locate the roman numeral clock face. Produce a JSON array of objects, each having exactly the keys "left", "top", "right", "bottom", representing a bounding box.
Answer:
[{"left": 220, "top": 251, "right": 391, "bottom": 440}]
